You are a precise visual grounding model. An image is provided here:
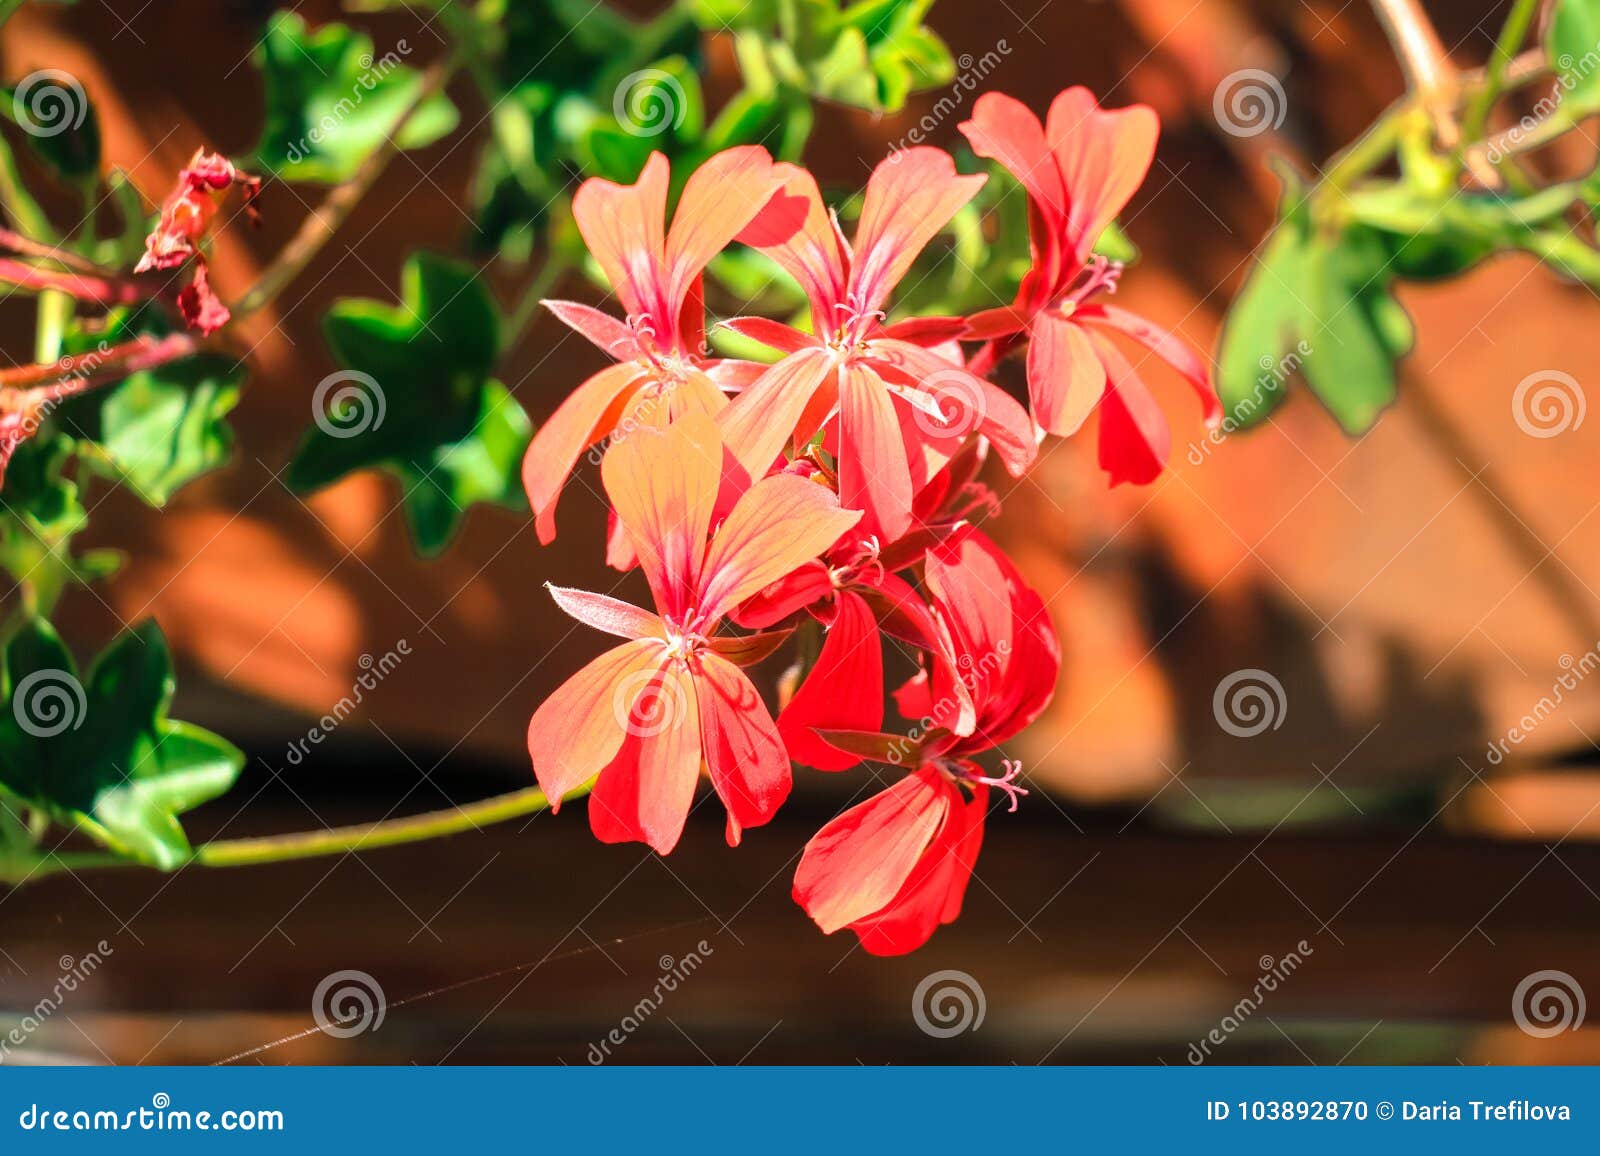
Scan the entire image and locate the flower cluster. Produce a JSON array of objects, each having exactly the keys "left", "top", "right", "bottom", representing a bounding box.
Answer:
[{"left": 524, "top": 88, "right": 1218, "bottom": 955}]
